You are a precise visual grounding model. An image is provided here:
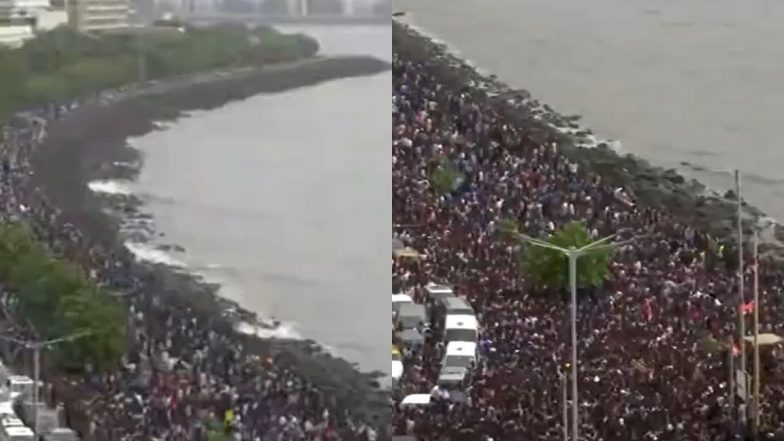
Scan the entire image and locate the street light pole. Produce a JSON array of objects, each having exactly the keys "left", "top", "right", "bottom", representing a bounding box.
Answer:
[
  {"left": 0, "top": 331, "right": 92, "bottom": 434},
  {"left": 508, "top": 228, "right": 639, "bottom": 441},
  {"left": 729, "top": 345, "right": 735, "bottom": 420},
  {"left": 561, "top": 369, "right": 569, "bottom": 441},
  {"left": 735, "top": 170, "right": 747, "bottom": 420},
  {"left": 752, "top": 226, "right": 760, "bottom": 438},
  {"left": 568, "top": 249, "right": 578, "bottom": 441},
  {"left": 751, "top": 217, "right": 774, "bottom": 437},
  {"left": 32, "top": 344, "right": 40, "bottom": 433}
]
